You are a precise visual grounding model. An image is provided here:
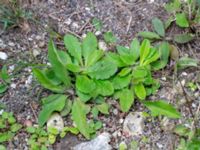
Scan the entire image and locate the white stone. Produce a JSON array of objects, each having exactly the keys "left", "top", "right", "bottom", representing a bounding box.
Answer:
[
  {"left": 98, "top": 41, "right": 108, "bottom": 51},
  {"left": 0, "top": 52, "right": 8, "bottom": 60},
  {"left": 47, "top": 113, "right": 64, "bottom": 132},
  {"left": 123, "top": 112, "right": 145, "bottom": 136},
  {"left": 10, "top": 83, "right": 16, "bottom": 89},
  {"left": 8, "top": 42, "right": 15, "bottom": 47},
  {"left": 73, "top": 132, "right": 112, "bottom": 150},
  {"left": 33, "top": 49, "right": 40, "bottom": 57},
  {"left": 72, "top": 22, "right": 79, "bottom": 29},
  {"left": 95, "top": 31, "right": 101, "bottom": 36},
  {"left": 64, "top": 18, "right": 72, "bottom": 25}
]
